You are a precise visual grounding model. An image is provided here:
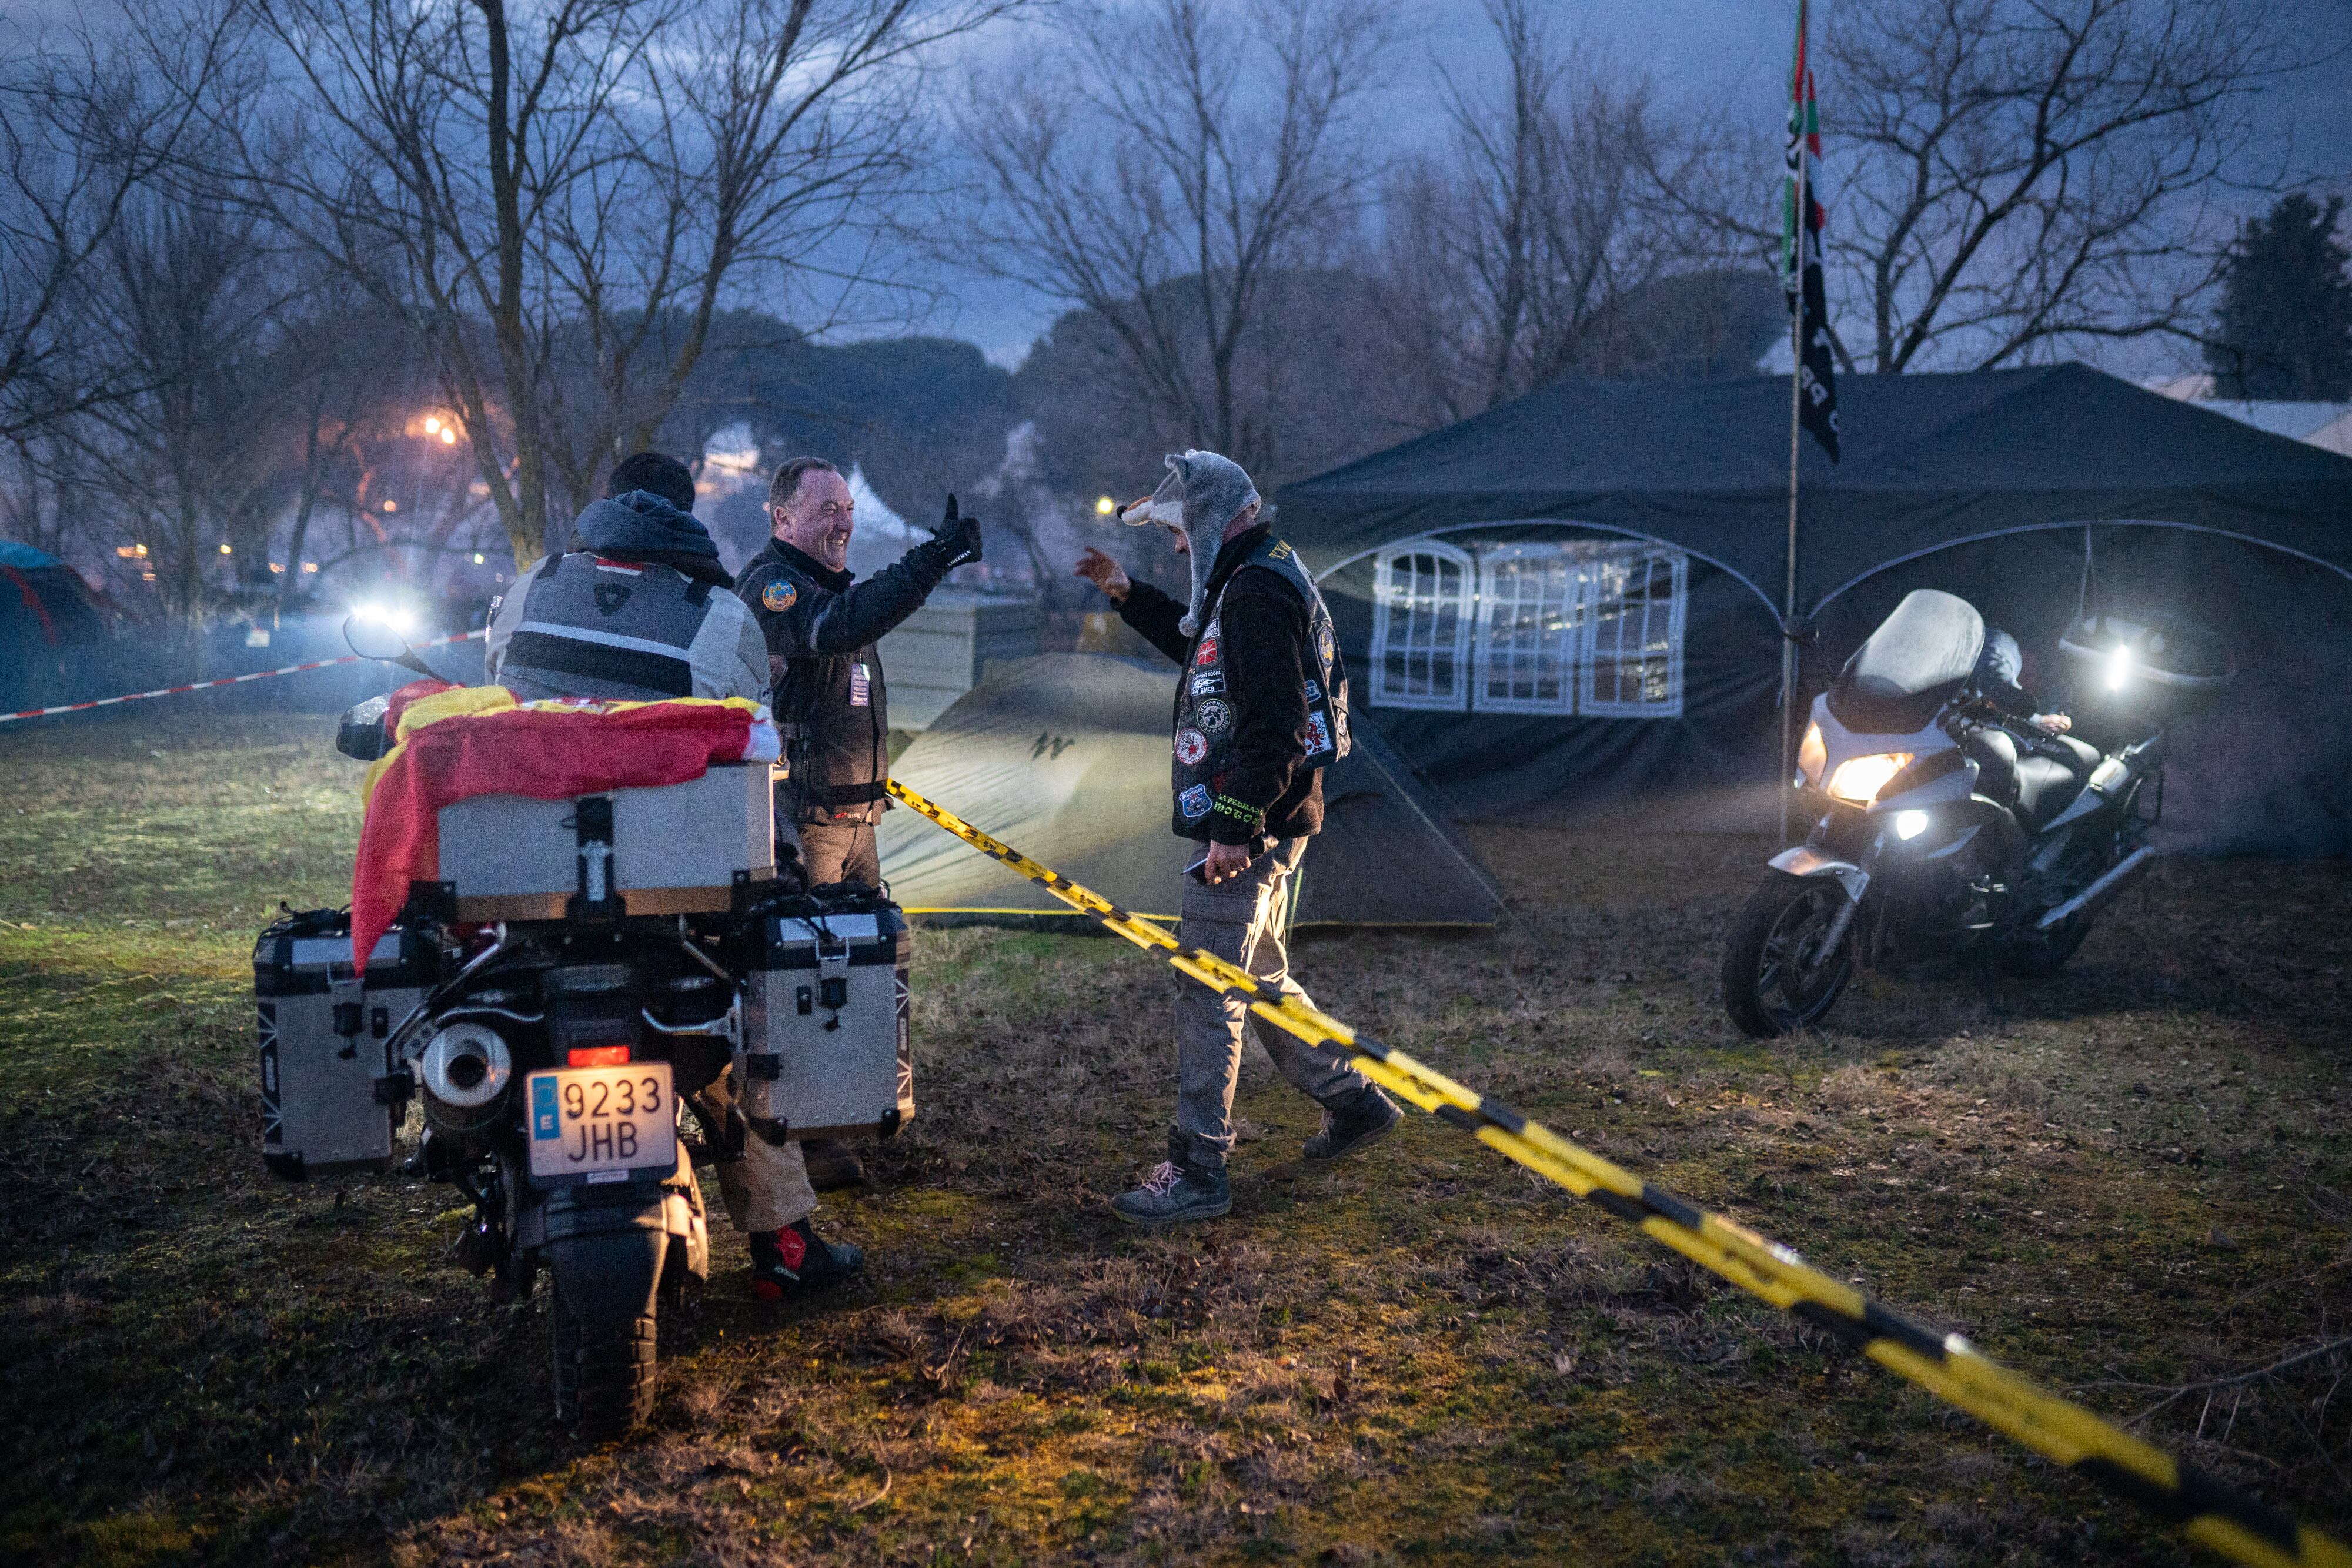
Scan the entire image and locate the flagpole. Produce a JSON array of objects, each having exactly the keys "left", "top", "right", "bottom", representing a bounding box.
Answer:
[{"left": 1779, "top": 0, "right": 1808, "bottom": 844}]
